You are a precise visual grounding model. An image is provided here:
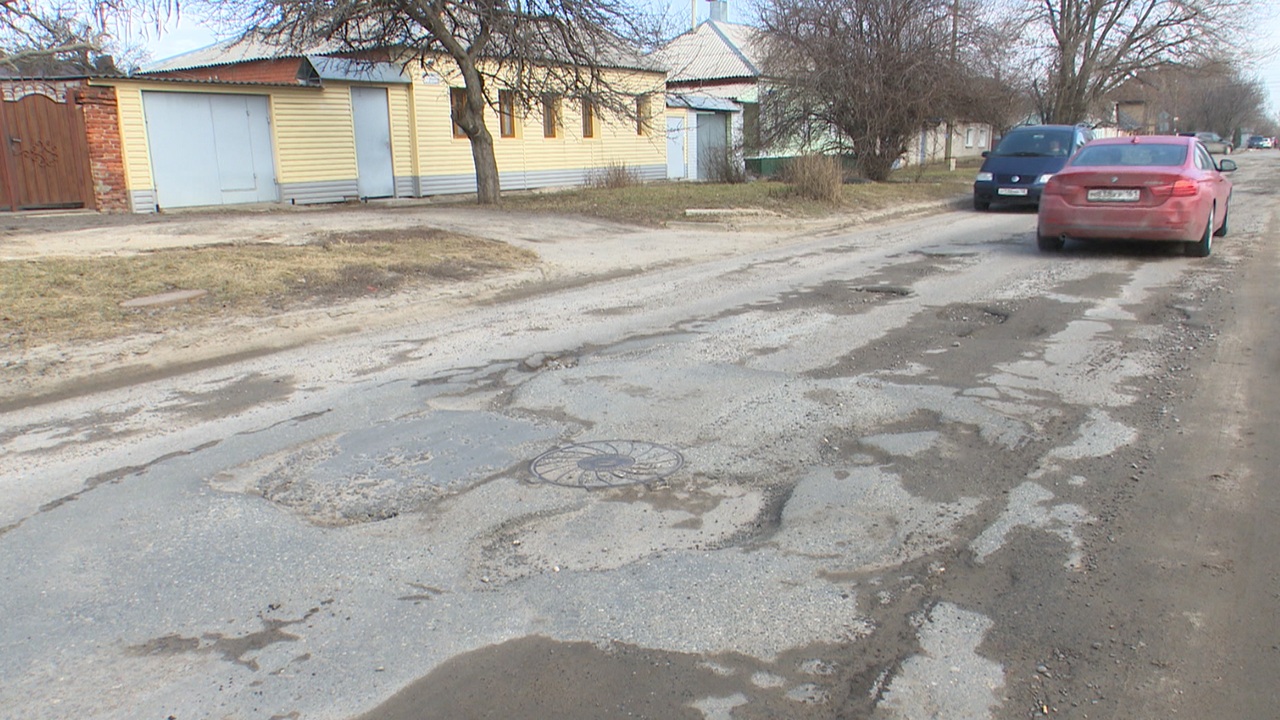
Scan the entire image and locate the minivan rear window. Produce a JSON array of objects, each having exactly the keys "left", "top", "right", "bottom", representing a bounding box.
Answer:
[
  {"left": 992, "top": 129, "right": 1075, "bottom": 157},
  {"left": 1071, "top": 144, "right": 1187, "bottom": 167}
]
